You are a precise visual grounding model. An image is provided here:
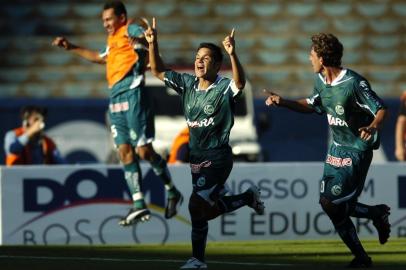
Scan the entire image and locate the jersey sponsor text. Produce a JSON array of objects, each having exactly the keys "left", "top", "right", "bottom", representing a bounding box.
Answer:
[
  {"left": 326, "top": 155, "right": 352, "bottom": 167},
  {"left": 187, "top": 117, "right": 215, "bottom": 128},
  {"left": 327, "top": 114, "right": 348, "bottom": 127}
]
